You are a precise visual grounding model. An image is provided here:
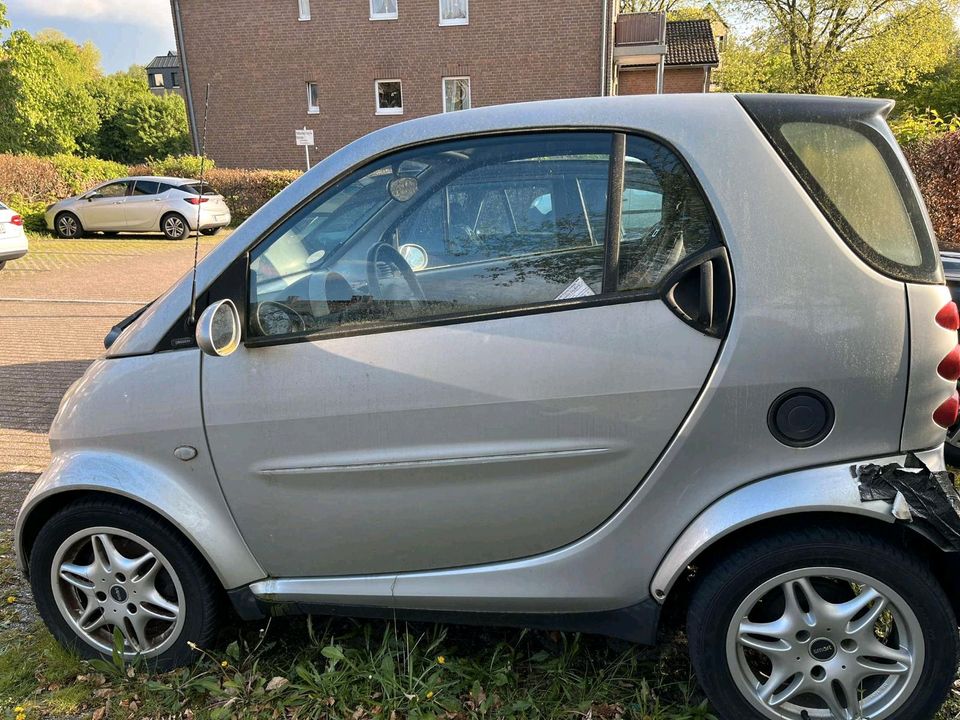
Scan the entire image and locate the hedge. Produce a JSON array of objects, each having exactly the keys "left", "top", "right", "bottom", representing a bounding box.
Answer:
[
  {"left": 904, "top": 132, "right": 960, "bottom": 250},
  {"left": 0, "top": 153, "right": 300, "bottom": 232}
]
